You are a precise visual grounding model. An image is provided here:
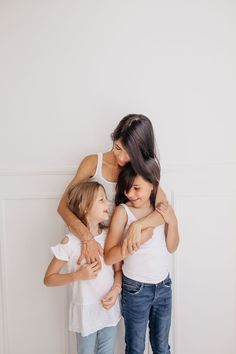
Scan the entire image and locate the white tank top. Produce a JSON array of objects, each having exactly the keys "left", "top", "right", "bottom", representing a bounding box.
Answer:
[
  {"left": 89, "top": 153, "right": 116, "bottom": 224},
  {"left": 121, "top": 204, "right": 170, "bottom": 284}
]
